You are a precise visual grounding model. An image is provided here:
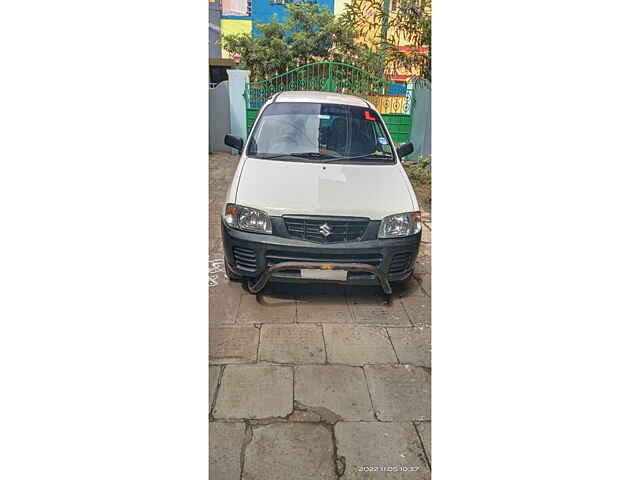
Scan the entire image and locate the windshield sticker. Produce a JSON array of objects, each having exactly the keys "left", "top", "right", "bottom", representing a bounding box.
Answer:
[
  {"left": 378, "top": 137, "right": 388, "bottom": 145},
  {"left": 364, "top": 110, "right": 376, "bottom": 121}
]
